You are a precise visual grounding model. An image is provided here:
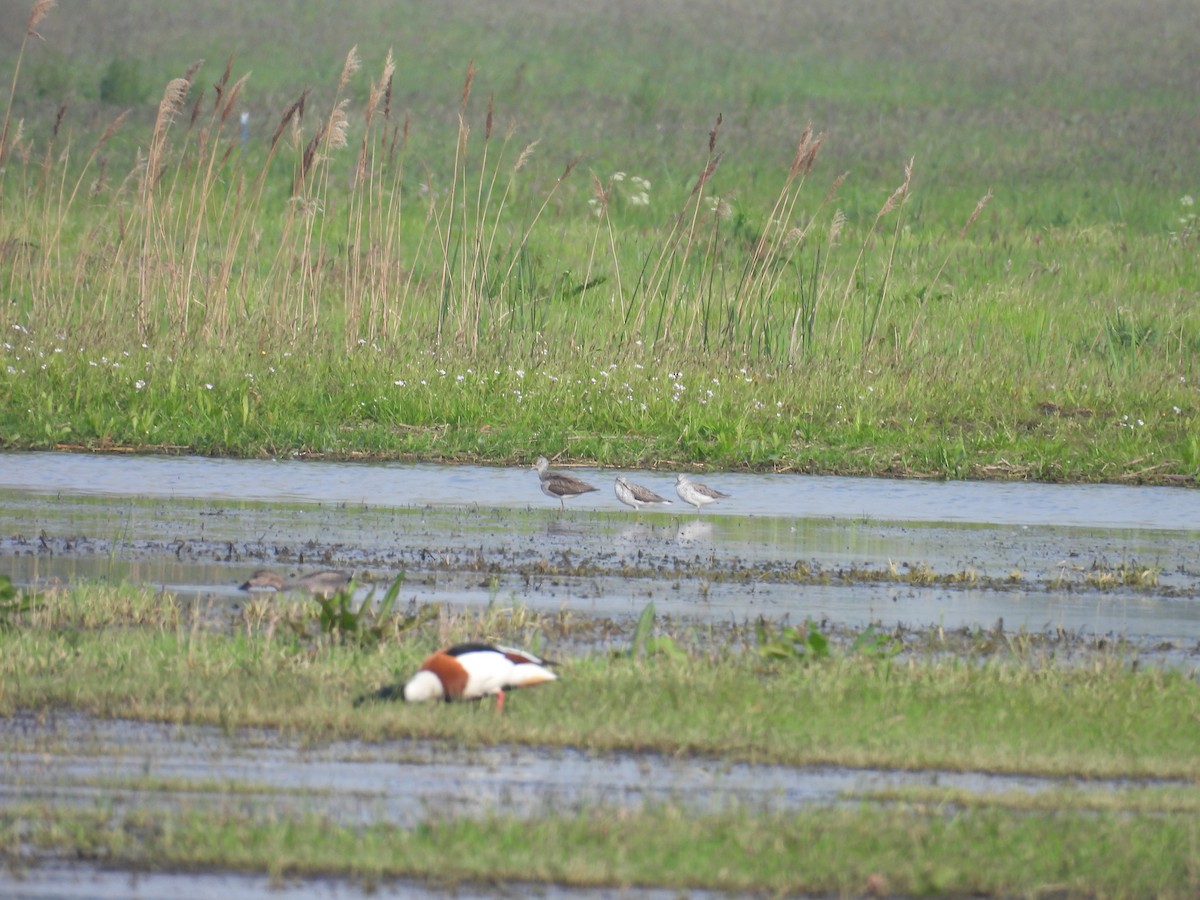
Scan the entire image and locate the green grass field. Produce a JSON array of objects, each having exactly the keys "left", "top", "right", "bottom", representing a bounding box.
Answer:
[
  {"left": 1, "top": 0, "right": 1197, "bottom": 480},
  {"left": 1, "top": 582, "right": 1198, "bottom": 894}
]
